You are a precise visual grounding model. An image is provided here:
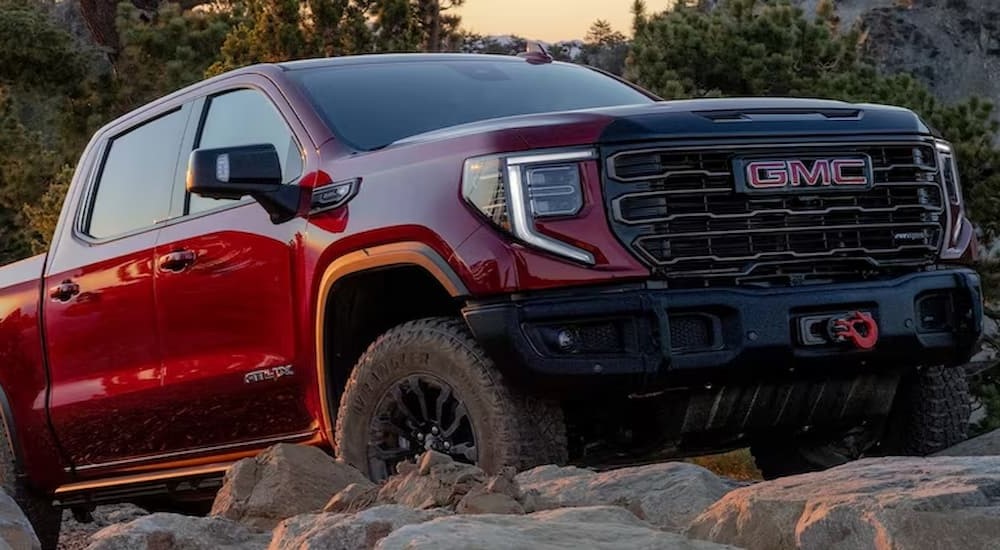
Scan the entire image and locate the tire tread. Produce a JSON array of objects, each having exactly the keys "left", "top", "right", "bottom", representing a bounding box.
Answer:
[{"left": 335, "top": 317, "right": 567, "bottom": 475}]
